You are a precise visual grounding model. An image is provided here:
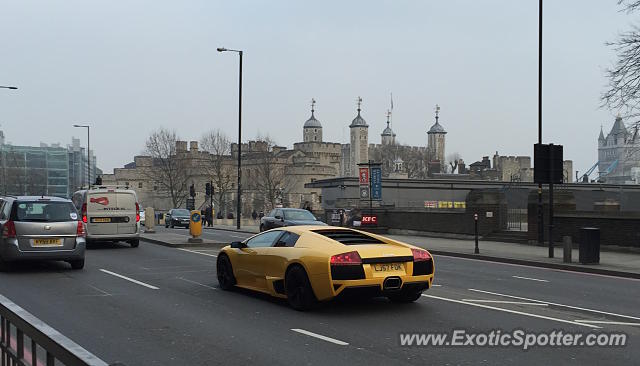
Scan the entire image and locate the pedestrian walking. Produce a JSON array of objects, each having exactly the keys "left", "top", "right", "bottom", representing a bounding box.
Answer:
[{"left": 252, "top": 210, "right": 258, "bottom": 221}]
